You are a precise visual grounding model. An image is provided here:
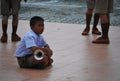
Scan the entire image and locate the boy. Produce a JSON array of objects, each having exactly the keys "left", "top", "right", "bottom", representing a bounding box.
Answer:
[
  {"left": 82, "top": 0, "right": 101, "bottom": 35},
  {"left": 0, "top": 0, "right": 27, "bottom": 42},
  {"left": 15, "top": 16, "right": 53, "bottom": 69}
]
